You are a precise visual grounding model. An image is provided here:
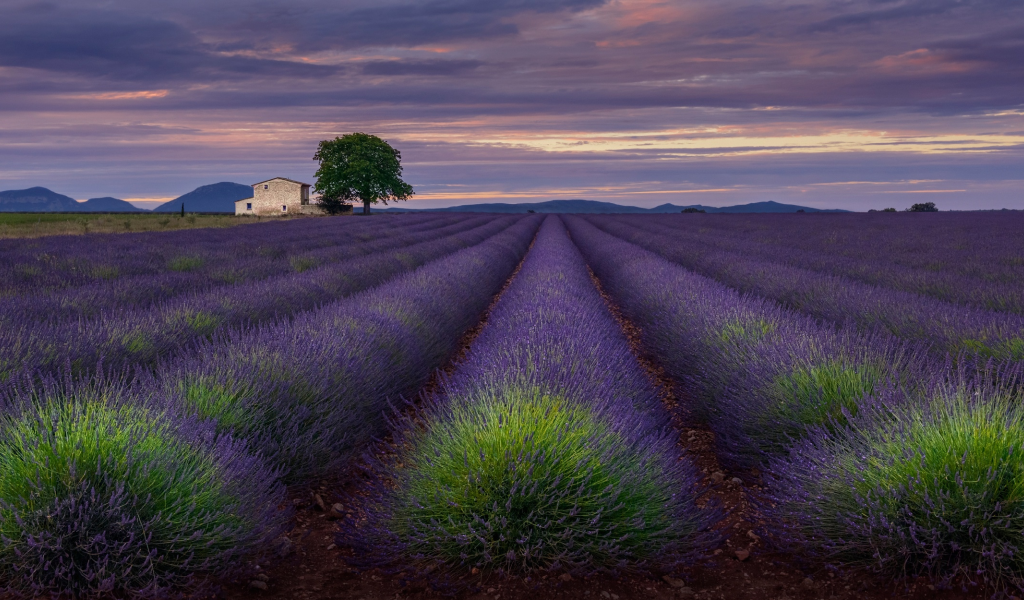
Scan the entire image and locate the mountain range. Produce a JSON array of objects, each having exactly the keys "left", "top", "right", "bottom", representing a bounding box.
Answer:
[
  {"left": 152, "top": 183, "right": 253, "bottom": 213},
  {"left": 0, "top": 183, "right": 254, "bottom": 213},
  {"left": 0, "top": 186, "right": 846, "bottom": 214},
  {"left": 380, "top": 199, "right": 848, "bottom": 214},
  {"left": 0, "top": 187, "right": 145, "bottom": 212}
]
